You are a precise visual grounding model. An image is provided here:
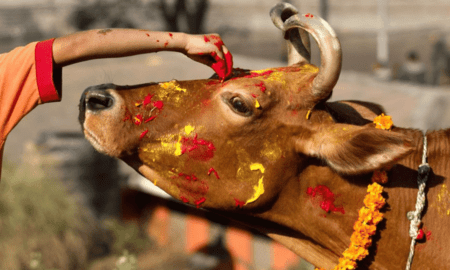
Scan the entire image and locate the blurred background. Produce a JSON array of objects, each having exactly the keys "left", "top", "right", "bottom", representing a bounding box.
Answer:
[{"left": 2, "top": 0, "right": 450, "bottom": 269}]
